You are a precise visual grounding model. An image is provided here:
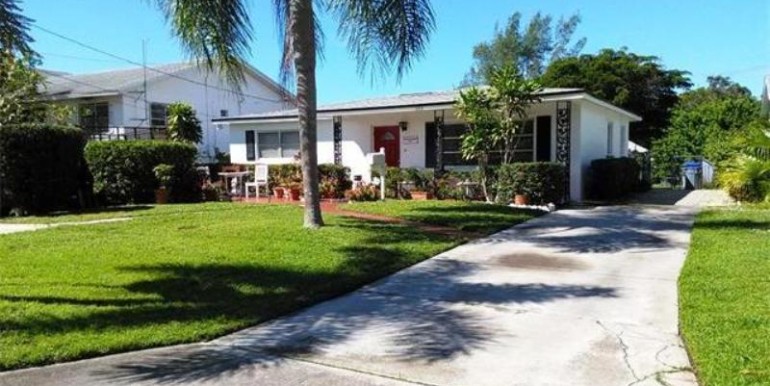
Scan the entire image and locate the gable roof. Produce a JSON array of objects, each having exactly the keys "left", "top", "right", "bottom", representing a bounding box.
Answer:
[
  {"left": 213, "top": 87, "right": 642, "bottom": 122},
  {"left": 40, "top": 62, "right": 291, "bottom": 101}
]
